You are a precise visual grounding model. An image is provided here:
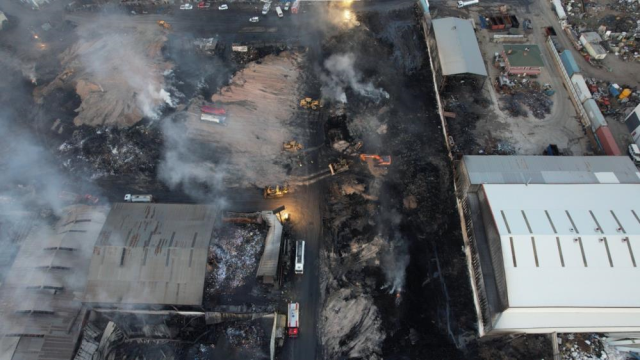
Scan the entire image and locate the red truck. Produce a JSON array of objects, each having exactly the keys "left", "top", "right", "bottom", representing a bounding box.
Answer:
[{"left": 201, "top": 105, "right": 226, "bottom": 115}]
